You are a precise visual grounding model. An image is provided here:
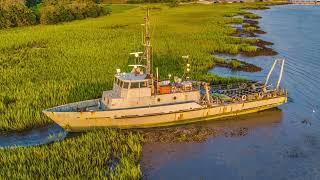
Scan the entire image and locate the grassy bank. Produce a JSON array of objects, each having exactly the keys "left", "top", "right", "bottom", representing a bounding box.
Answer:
[
  {"left": 0, "top": 3, "right": 263, "bottom": 132},
  {"left": 0, "top": 129, "right": 142, "bottom": 179}
]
